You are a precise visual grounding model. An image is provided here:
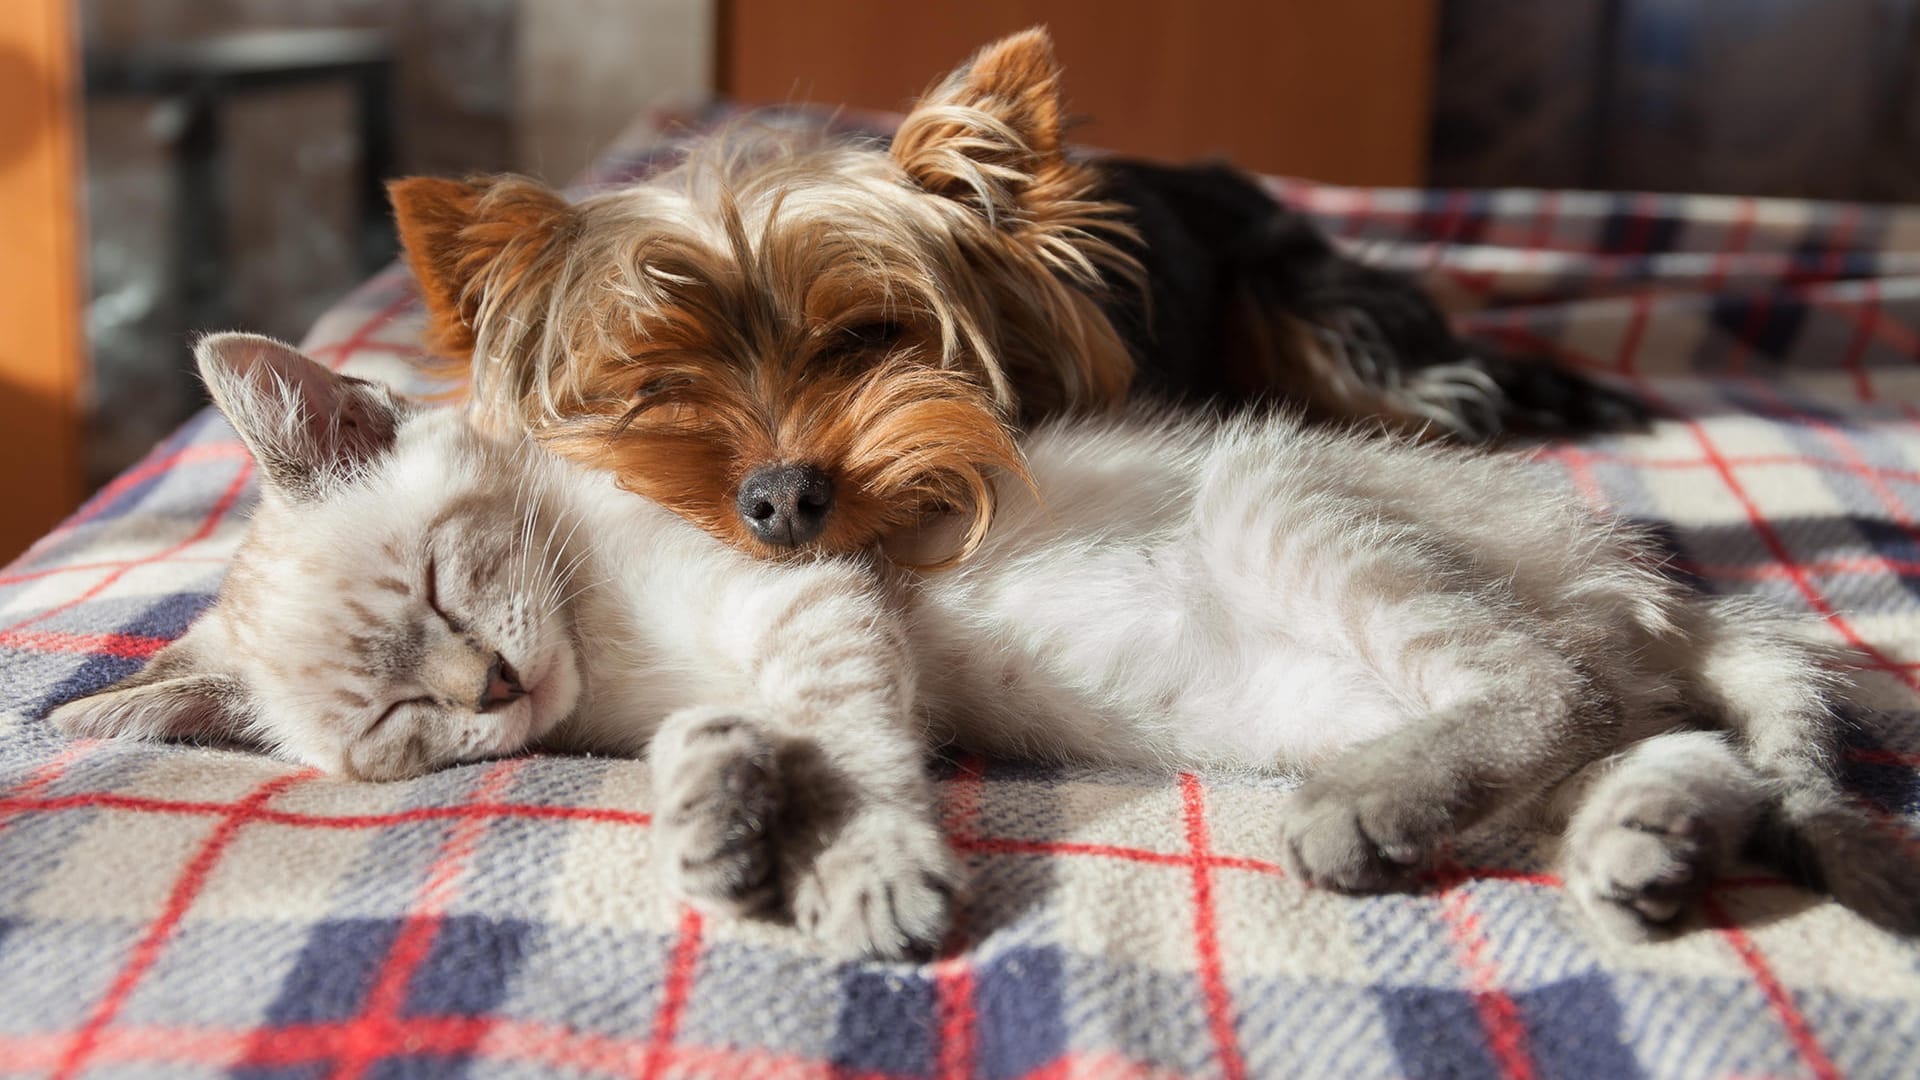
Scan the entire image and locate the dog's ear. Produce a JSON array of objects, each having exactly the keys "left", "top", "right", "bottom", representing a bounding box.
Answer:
[
  {"left": 387, "top": 176, "right": 575, "bottom": 361},
  {"left": 891, "top": 27, "right": 1082, "bottom": 226}
]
